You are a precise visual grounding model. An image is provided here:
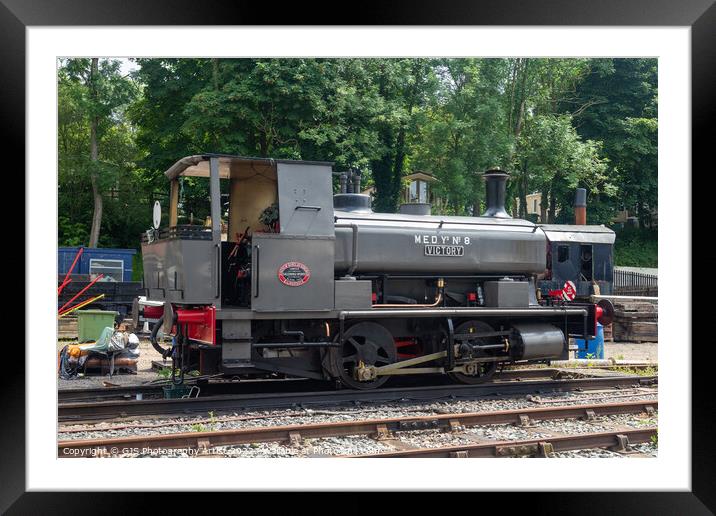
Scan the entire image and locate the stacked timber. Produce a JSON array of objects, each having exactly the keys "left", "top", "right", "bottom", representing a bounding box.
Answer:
[
  {"left": 57, "top": 316, "right": 78, "bottom": 340},
  {"left": 611, "top": 299, "right": 658, "bottom": 342},
  {"left": 603, "top": 323, "right": 613, "bottom": 342}
]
